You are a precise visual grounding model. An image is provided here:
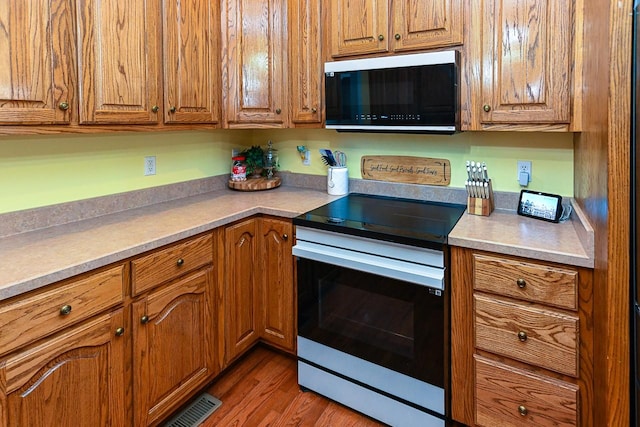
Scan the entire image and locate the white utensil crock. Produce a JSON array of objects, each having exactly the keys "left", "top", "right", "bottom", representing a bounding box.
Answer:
[{"left": 327, "top": 167, "right": 349, "bottom": 195}]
